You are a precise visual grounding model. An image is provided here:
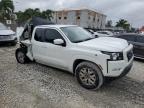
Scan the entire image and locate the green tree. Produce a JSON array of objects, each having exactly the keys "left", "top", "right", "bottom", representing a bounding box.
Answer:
[
  {"left": 16, "top": 8, "right": 53, "bottom": 25},
  {"left": 116, "top": 19, "right": 130, "bottom": 31},
  {"left": 41, "top": 9, "right": 53, "bottom": 20},
  {"left": 16, "top": 8, "right": 40, "bottom": 25},
  {"left": 0, "top": 0, "right": 14, "bottom": 21}
]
